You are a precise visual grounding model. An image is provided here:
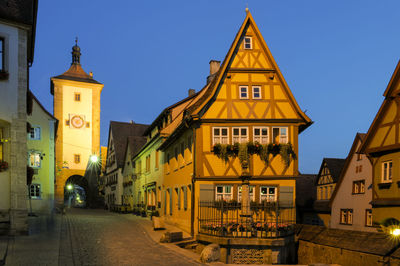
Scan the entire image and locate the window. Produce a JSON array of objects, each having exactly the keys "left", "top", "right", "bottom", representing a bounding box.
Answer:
[
  {"left": 155, "top": 150, "right": 159, "bottom": 170},
  {"left": 357, "top": 153, "right": 362, "bottom": 161},
  {"left": 238, "top": 186, "right": 255, "bottom": 202},
  {"left": 28, "top": 152, "right": 41, "bottom": 168},
  {"left": 86, "top": 122, "right": 90, "bottom": 128},
  {"left": 340, "top": 209, "right": 353, "bottom": 225},
  {"left": 146, "top": 155, "right": 150, "bottom": 173},
  {"left": 252, "top": 86, "right": 261, "bottom": 99},
  {"left": 65, "top": 120, "right": 70, "bottom": 126},
  {"left": 353, "top": 180, "right": 365, "bottom": 194},
  {"left": 382, "top": 161, "right": 392, "bottom": 183},
  {"left": 215, "top": 185, "right": 232, "bottom": 201},
  {"left": 365, "top": 209, "right": 373, "bottom": 227},
  {"left": 28, "top": 126, "right": 41, "bottom": 140},
  {"left": 74, "top": 154, "right": 81, "bottom": 164},
  {"left": 239, "top": 86, "right": 248, "bottom": 99},
  {"left": 232, "top": 127, "right": 248, "bottom": 143},
  {"left": 213, "top": 127, "right": 228, "bottom": 144},
  {"left": 244, "top": 36, "right": 252, "bottom": 49},
  {"left": 0, "top": 37, "right": 4, "bottom": 71},
  {"left": 74, "top": 93, "right": 81, "bottom": 102},
  {"left": 272, "top": 127, "right": 288, "bottom": 144},
  {"left": 29, "top": 184, "right": 41, "bottom": 199},
  {"left": 260, "top": 186, "right": 276, "bottom": 202},
  {"left": 253, "top": 127, "right": 269, "bottom": 144}
]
